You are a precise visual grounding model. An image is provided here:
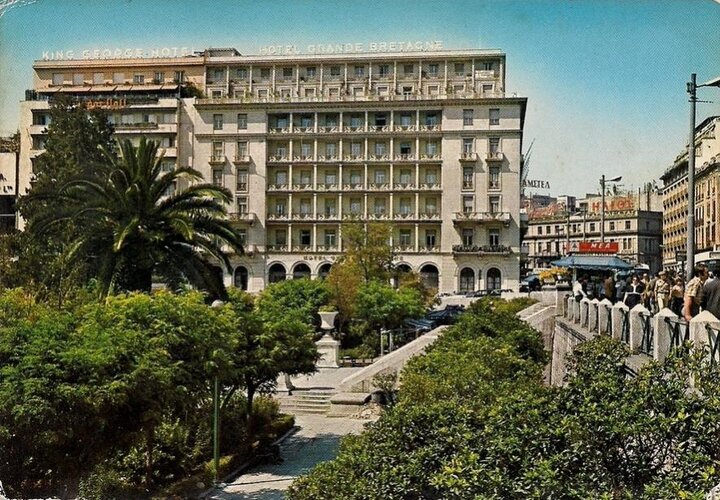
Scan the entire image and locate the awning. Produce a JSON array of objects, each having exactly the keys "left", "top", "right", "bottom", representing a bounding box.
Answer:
[
  {"left": 551, "top": 255, "right": 633, "bottom": 271},
  {"left": 57, "top": 86, "right": 92, "bottom": 93}
]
